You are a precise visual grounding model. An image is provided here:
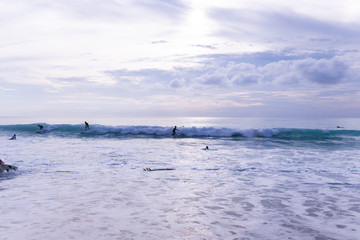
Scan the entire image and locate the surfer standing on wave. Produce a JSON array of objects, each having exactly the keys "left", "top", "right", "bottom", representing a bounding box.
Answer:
[
  {"left": 172, "top": 126, "right": 179, "bottom": 136},
  {"left": 85, "top": 121, "right": 90, "bottom": 131},
  {"left": 38, "top": 124, "right": 44, "bottom": 130}
]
